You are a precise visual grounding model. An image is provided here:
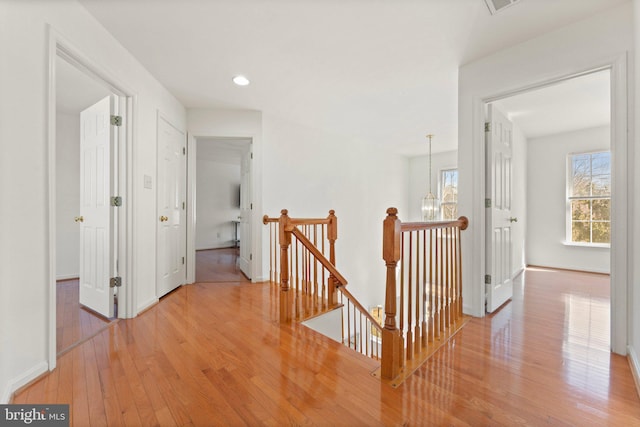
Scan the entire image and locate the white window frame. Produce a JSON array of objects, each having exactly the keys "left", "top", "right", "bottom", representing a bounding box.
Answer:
[
  {"left": 566, "top": 150, "right": 611, "bottom": 247},
  {"left": 439, "top": 168, "right": 458, "bottom": 221}
]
